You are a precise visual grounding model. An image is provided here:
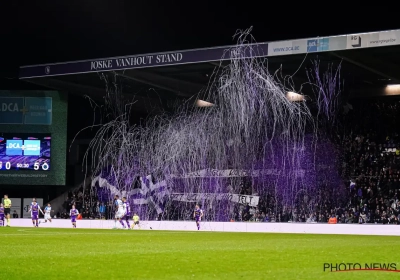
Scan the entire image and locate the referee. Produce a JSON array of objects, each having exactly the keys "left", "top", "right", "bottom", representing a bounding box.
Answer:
[{"left": 3, "top": 195, "right": 11, "bottom": 227}]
